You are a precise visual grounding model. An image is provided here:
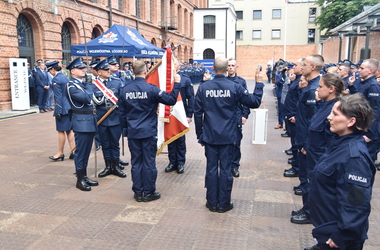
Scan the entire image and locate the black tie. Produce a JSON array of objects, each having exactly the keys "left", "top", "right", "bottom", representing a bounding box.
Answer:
[{"left": 103, "top": 80, "right": 107, "bottom": 86}]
